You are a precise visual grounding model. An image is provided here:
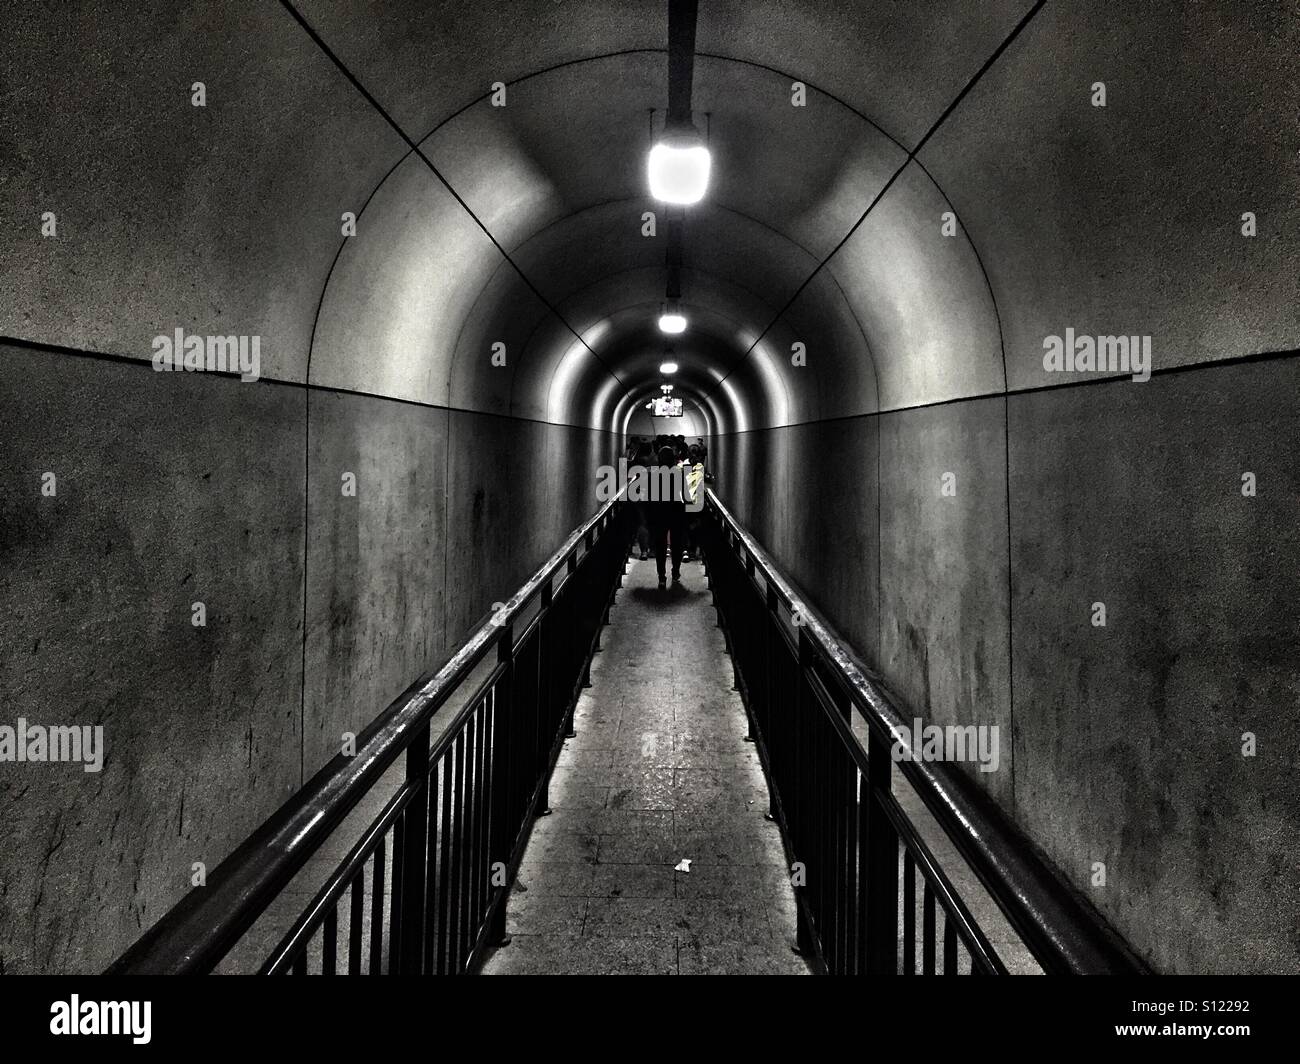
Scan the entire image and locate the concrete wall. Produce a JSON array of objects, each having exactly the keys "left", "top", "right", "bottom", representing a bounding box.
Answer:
[
  {"left": 0, "top": 342, "right": 304, "bottom": 977},
  {"left": 712, "top": 353, "right": 1300, "bottom": 974},
  {"left": 0, "top": 342, "right": 614, "bottom": 974}
]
